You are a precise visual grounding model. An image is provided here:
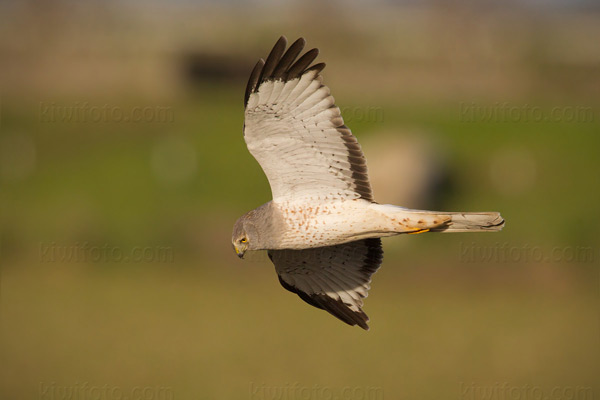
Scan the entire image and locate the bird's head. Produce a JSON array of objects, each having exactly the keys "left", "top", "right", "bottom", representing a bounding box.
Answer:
[{"left": 231, "top": 213, "right": 259, "bottom": 259}]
